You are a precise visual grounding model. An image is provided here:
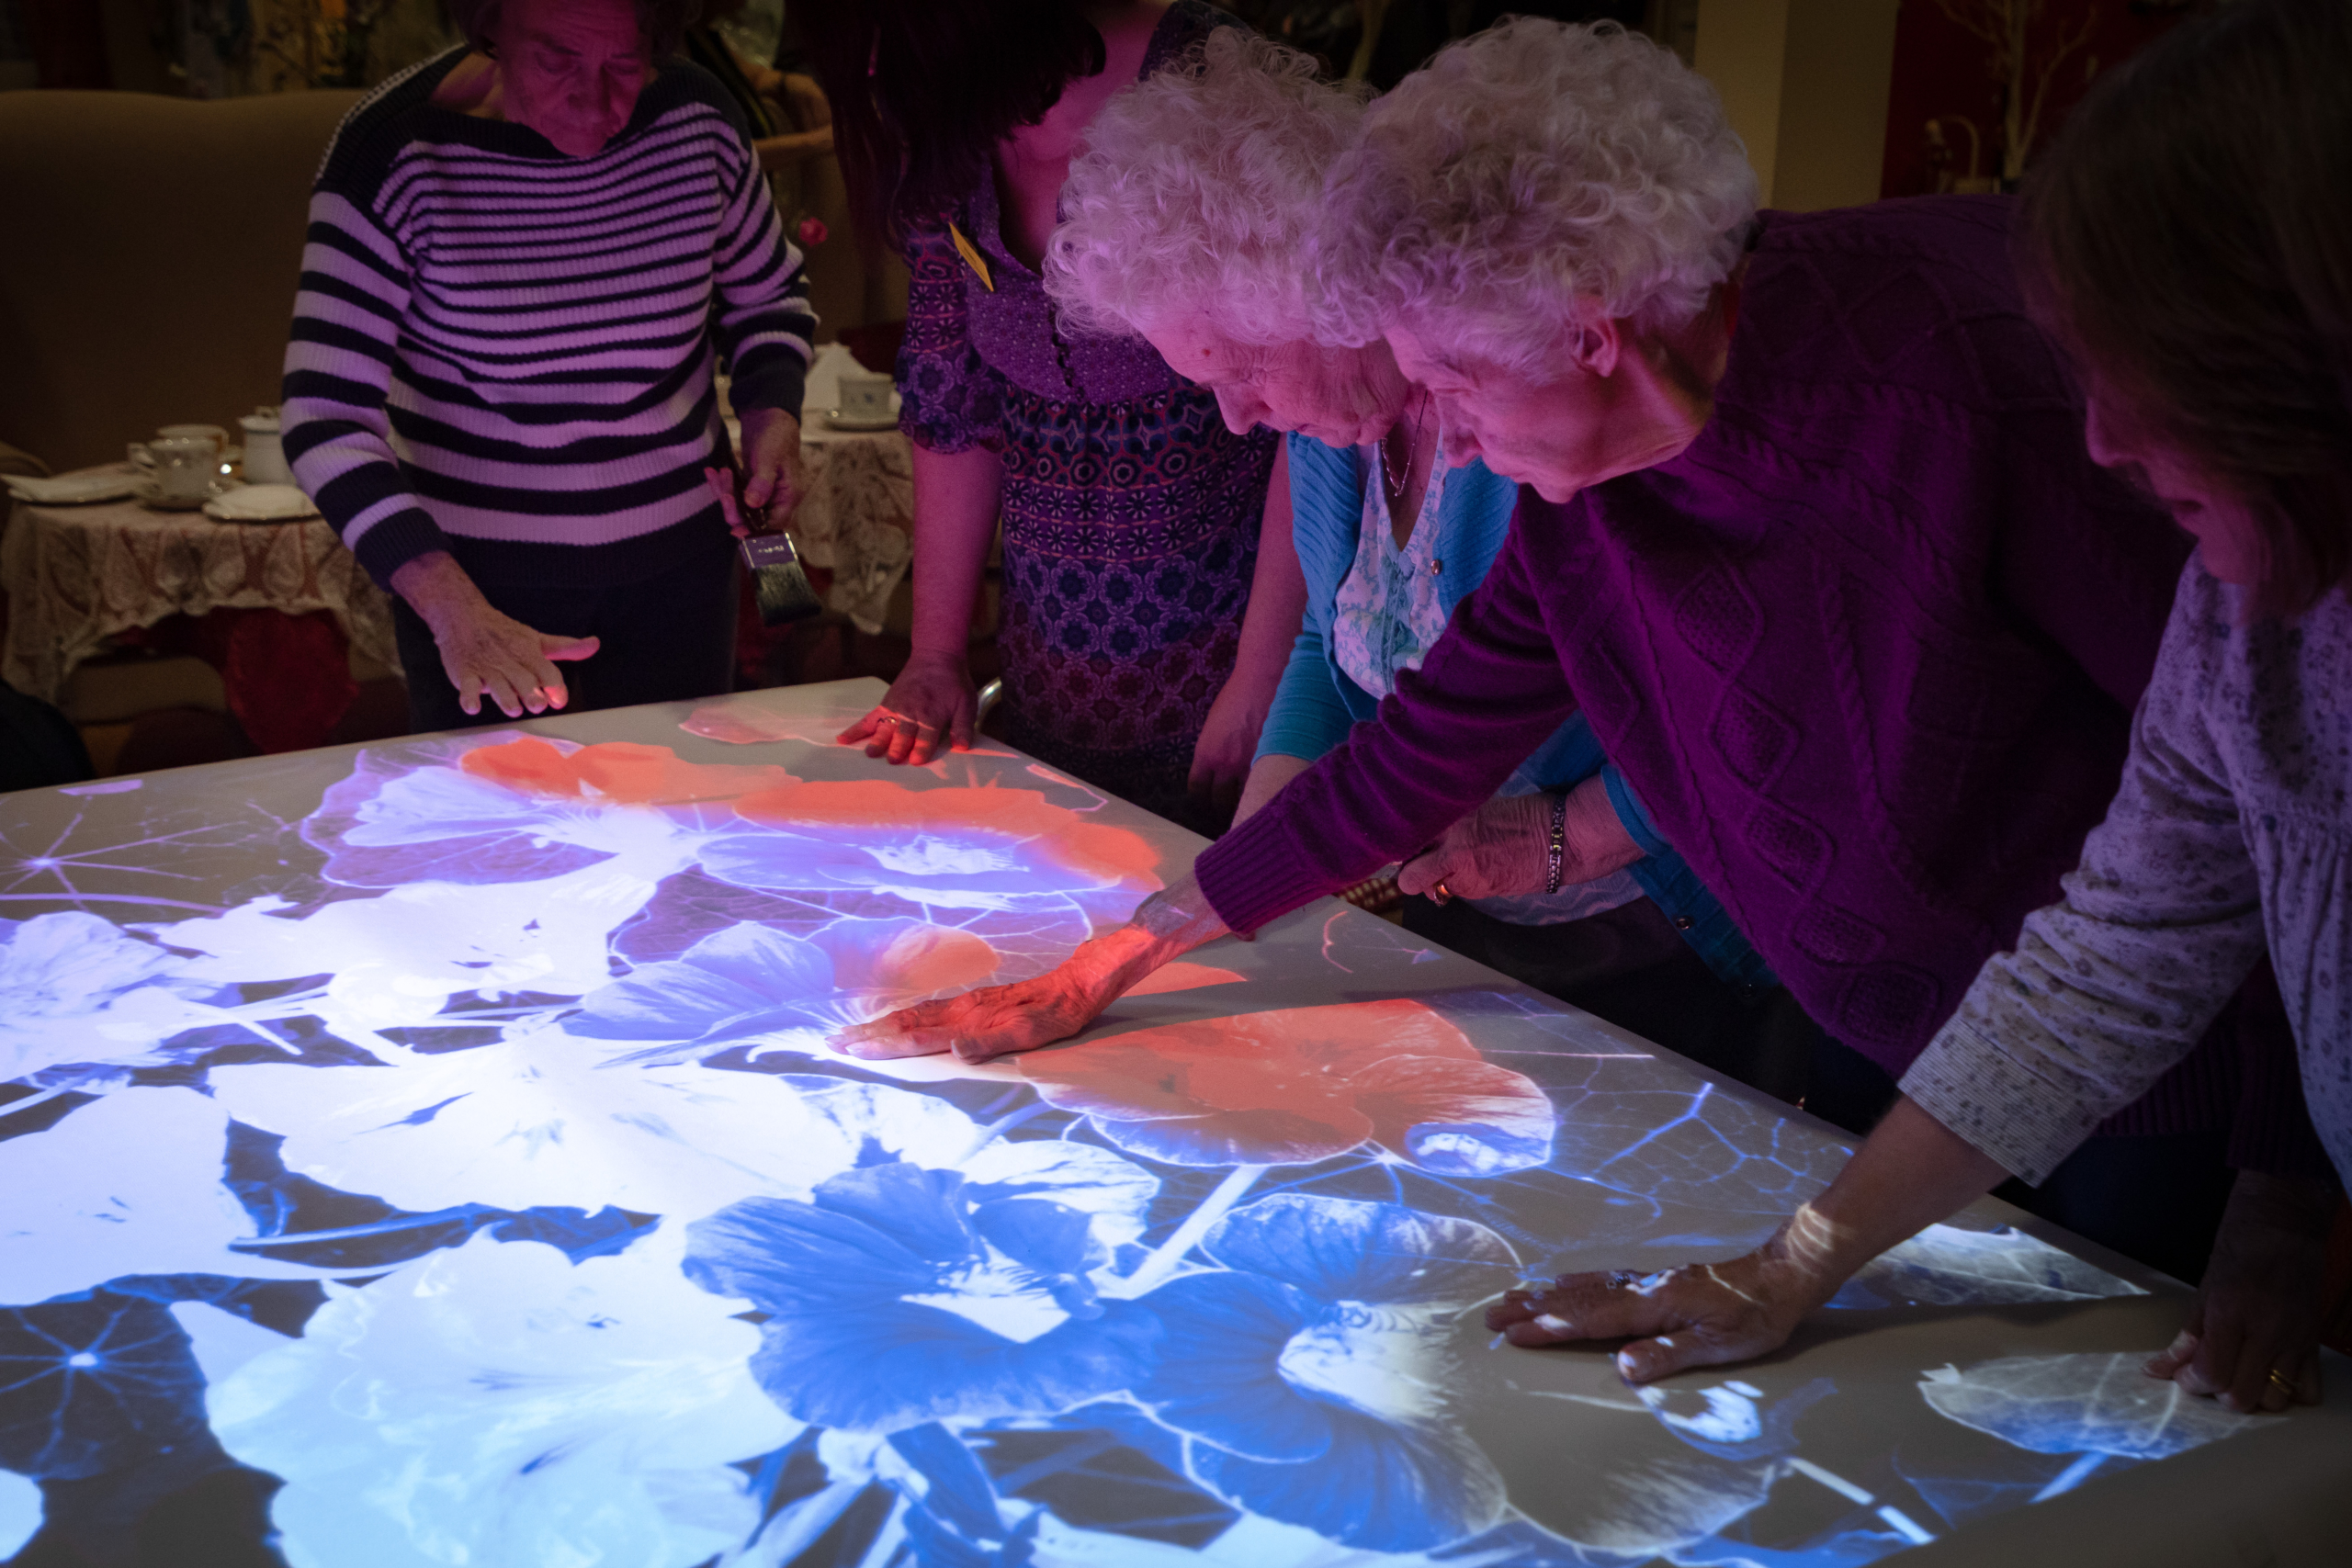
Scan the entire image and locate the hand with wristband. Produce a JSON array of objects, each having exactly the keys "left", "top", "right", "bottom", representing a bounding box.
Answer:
[{"left": 1396, "top": 774, "right": 1644, "bottom": 905}]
